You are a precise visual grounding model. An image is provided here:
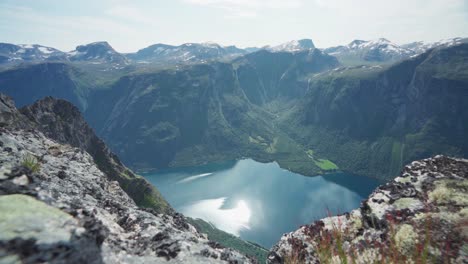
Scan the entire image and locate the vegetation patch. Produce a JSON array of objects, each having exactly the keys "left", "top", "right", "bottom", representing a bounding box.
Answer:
[
  {"left": 21, "top": 154, "right": 41, "bottom": 173},
  {"left": 394, "top": 197, "right": 423, "bottom": 210},
  {"left": 314, "top": 159, "right": 339, "bottom": 171},
  {"left": 428, "top": 180, "right": 468, "bottom": 206},
  {"left": 394, "top": 224, "right": 419, "bottom": 254},
  {"left": 187, "top": 218, "right": 268, "bottom": 263},
  {"left": 143, "top": 122, "right": 180, "bottom": 143}
]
